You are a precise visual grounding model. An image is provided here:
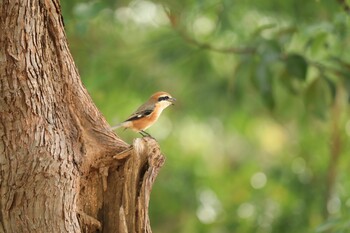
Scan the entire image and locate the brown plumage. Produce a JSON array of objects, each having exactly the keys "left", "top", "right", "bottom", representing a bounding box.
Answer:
[{"left": 111, "top": 91, "right": 176, "bottom": 137}]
